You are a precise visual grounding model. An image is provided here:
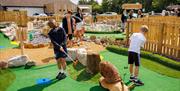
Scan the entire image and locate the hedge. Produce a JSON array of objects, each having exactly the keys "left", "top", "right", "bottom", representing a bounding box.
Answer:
[
  {"left": 106, "top": 45, "right": 180, "bottom": 71},
  {"left": 85, "top": 30, "right": 122, "bottom": 34}
]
